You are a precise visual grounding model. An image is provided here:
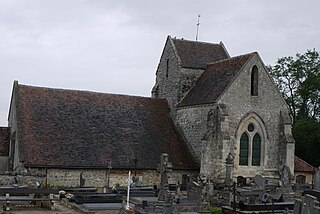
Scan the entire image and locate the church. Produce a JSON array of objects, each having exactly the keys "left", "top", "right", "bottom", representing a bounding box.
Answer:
[{"left": 0, "top": 36, "right": 294, "bottom": 187}]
